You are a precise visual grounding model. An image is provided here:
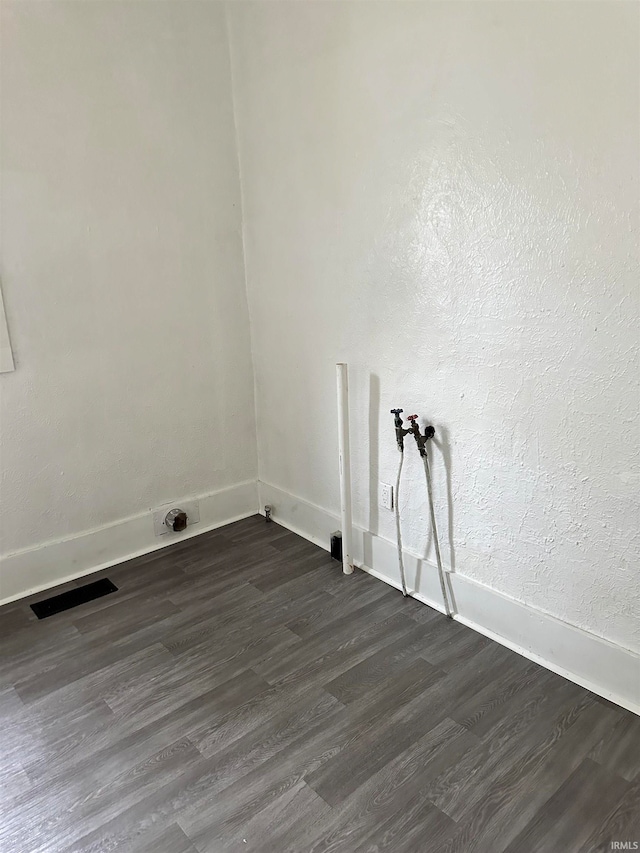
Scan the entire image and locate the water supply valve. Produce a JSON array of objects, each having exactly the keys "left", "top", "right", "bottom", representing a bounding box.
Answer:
[
  {"left": 164, "top": 508, "right": 188, "bottom": 532},
  {"left": 408, "top": 415, "right": 435, "bottom": 457},
  {"left": 390, "top": 408, "right": 410, "bottom": 451}
]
